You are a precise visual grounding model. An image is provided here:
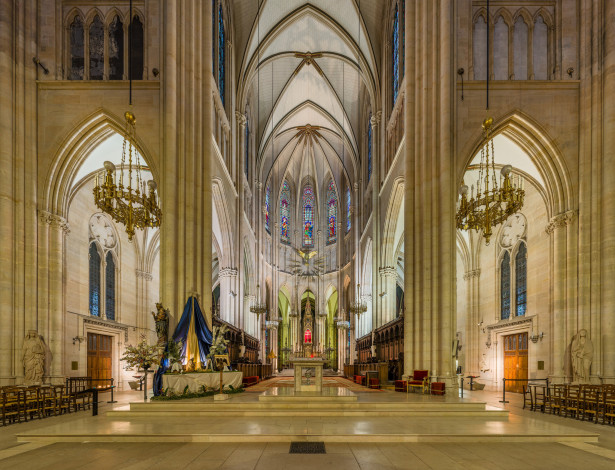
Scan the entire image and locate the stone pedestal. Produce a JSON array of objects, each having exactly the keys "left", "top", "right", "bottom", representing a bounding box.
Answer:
[{"left": 291, "top": 358, "right": 325, "bottom": 392}]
